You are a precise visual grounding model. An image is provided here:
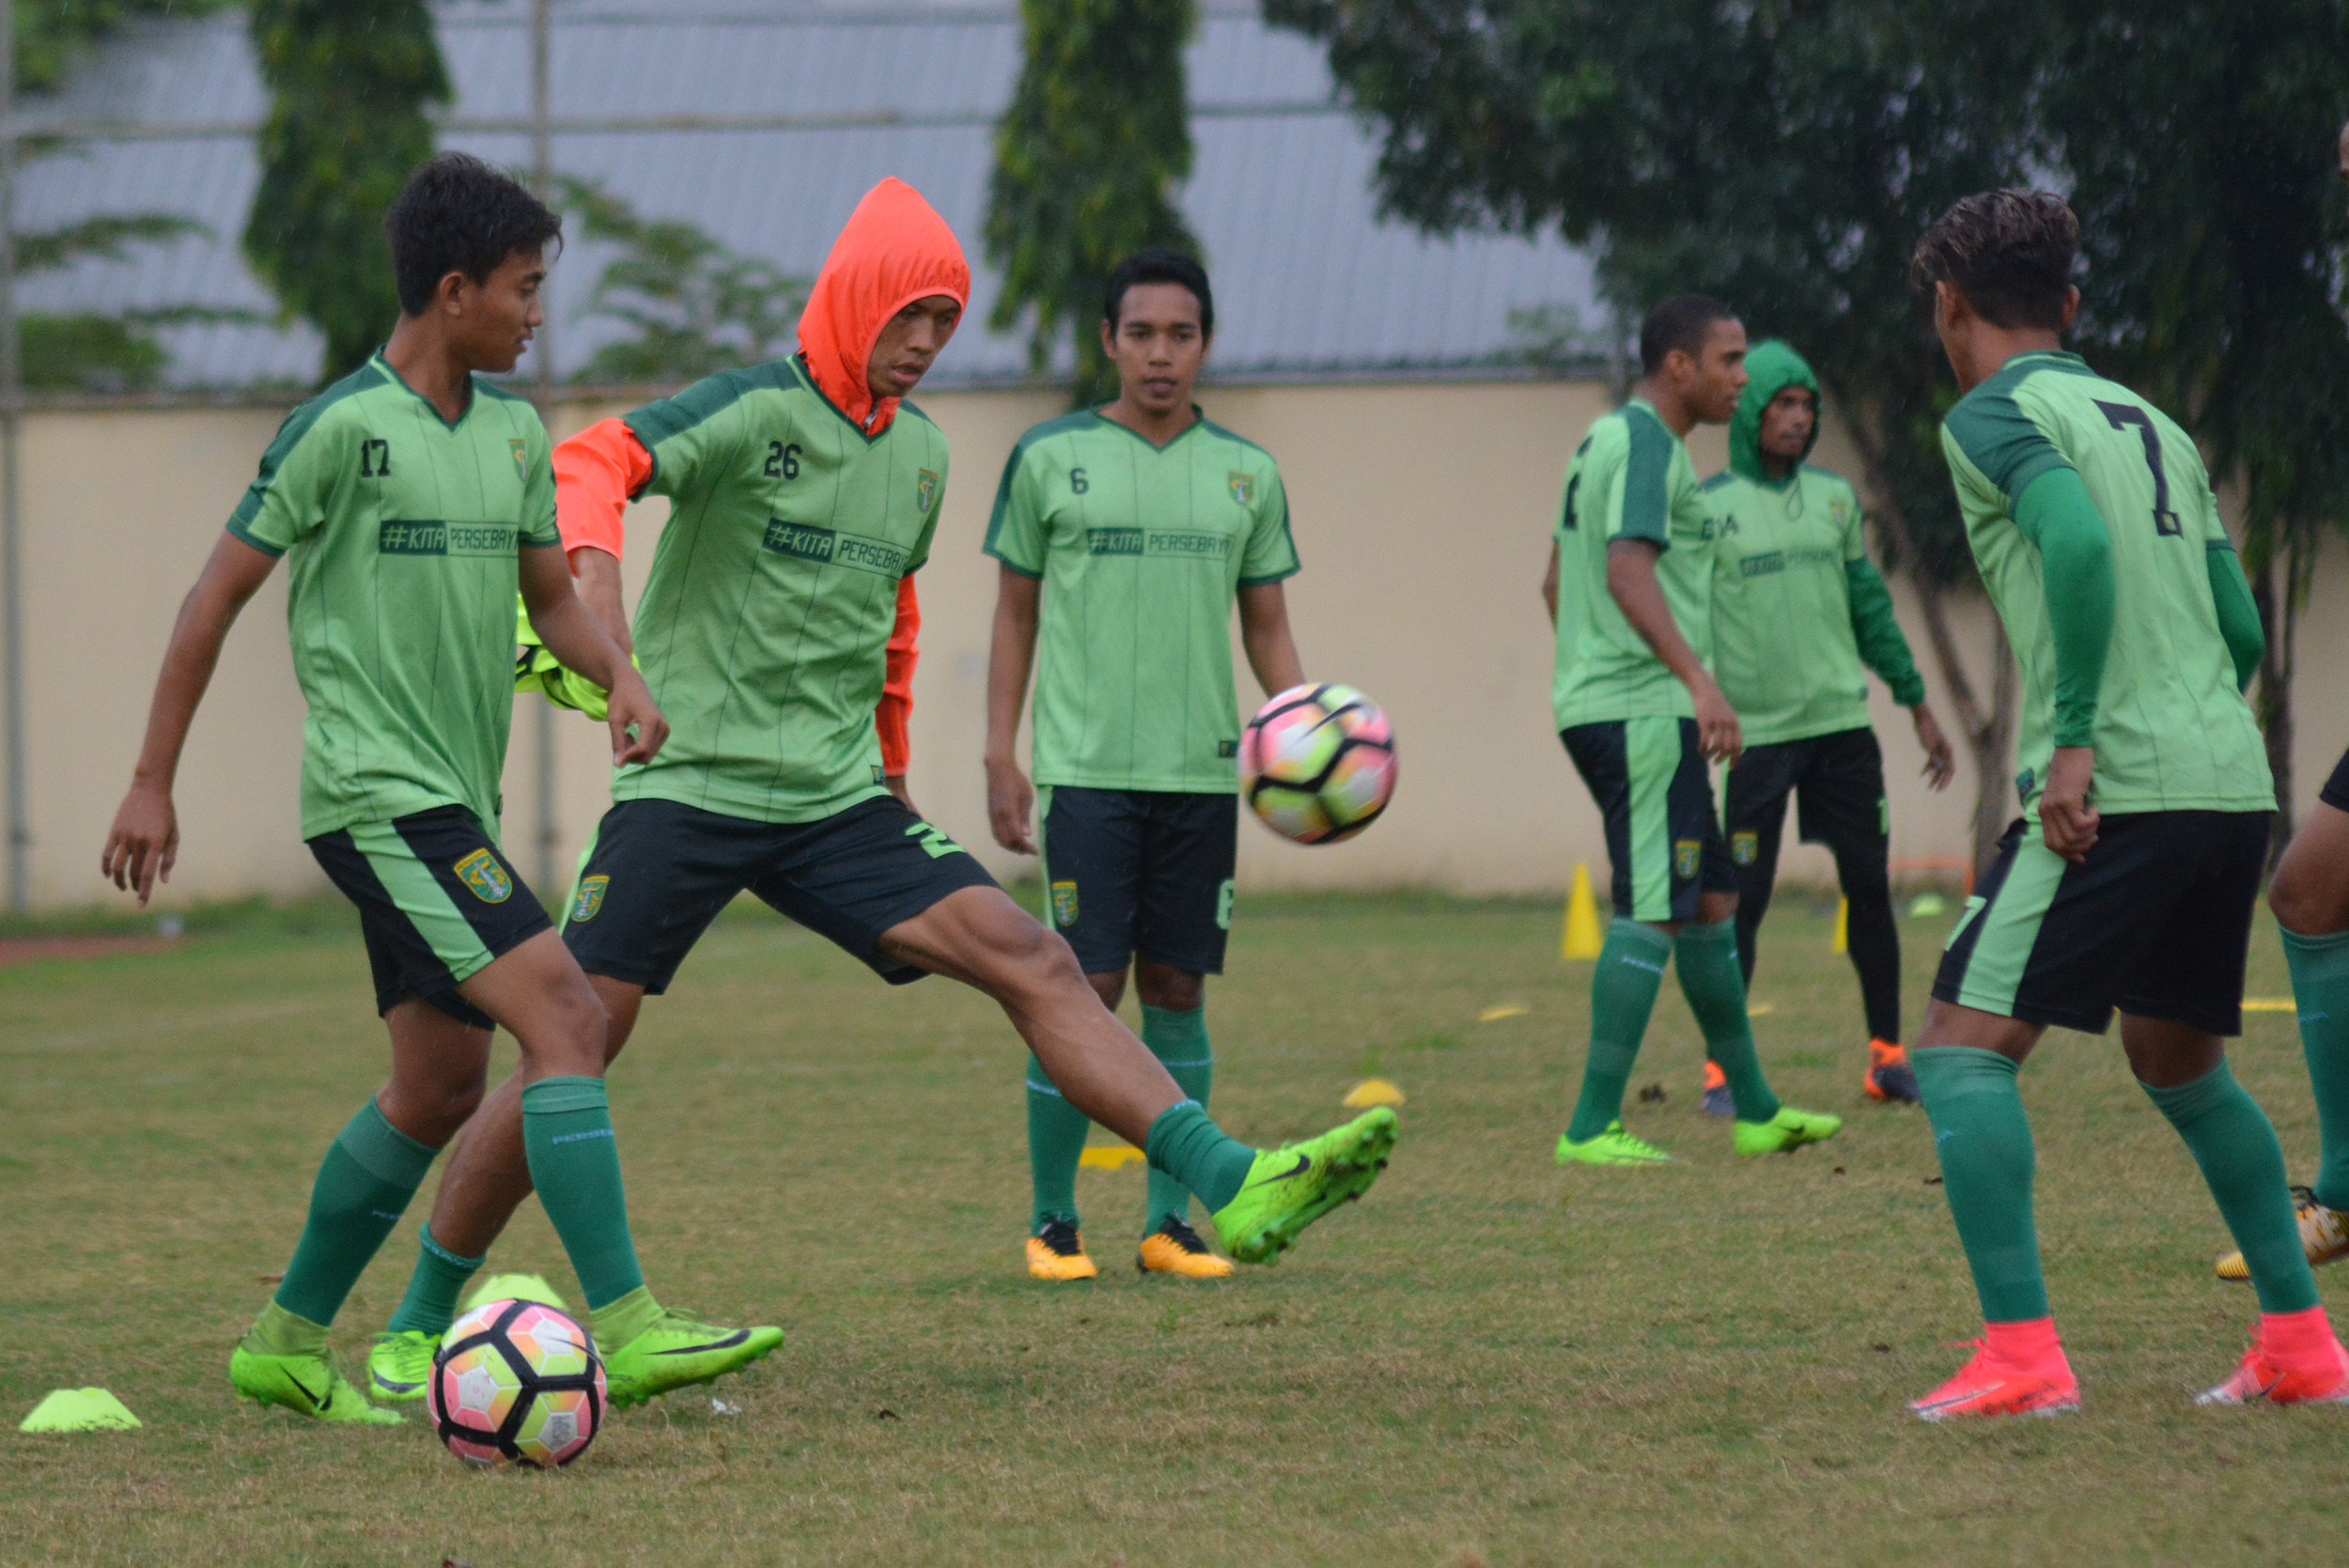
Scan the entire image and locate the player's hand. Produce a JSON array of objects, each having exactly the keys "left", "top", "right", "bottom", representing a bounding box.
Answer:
[
  {"left": 604, "top": 670, "right": 669, "bottom": 766},
  {"left": 1691, "top": 677, "right": 1742, "bottom": 765},
  {"left": 2039, "top": 745, "right": 2099, "bottom": 863},
  {"left": 1911, "top": 703, "right": 1956, "bottom": 793},
  {"left": 101, "top": 782, "right": 178, "bottom": 908},
  {"left": 985, "top": 756, "right": 1035, "bottom": 854},
  {"left": 884, "top": 773, "right": 918, "bottom": 816}
]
